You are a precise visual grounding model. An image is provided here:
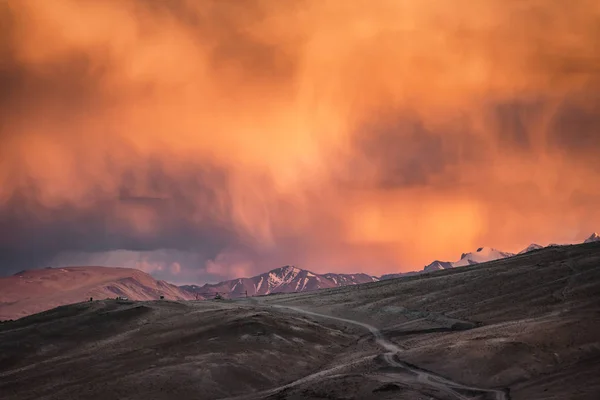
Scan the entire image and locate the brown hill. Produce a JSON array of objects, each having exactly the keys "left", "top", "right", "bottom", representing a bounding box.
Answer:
[{"left": 0, "top": 266, "right": 195, "bottom": 320}]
